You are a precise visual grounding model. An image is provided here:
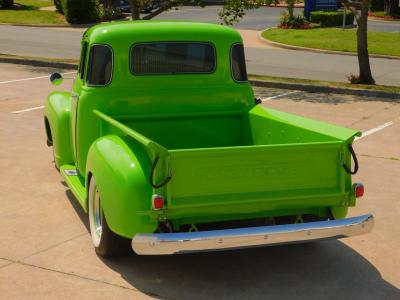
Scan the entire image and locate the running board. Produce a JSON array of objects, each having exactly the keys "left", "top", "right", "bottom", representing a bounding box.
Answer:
[{"left": 60, "top": 165, "right": 87, "bottom": 212}]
